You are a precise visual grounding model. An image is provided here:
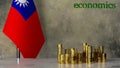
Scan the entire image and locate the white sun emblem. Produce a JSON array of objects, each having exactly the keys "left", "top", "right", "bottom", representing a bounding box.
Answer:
[{"left": 14, "top": 0, "right": 29, "bottom": 7}]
